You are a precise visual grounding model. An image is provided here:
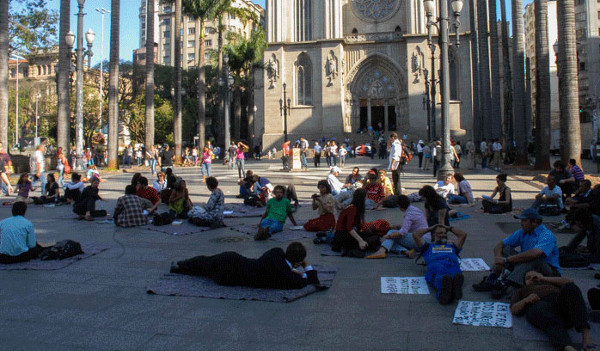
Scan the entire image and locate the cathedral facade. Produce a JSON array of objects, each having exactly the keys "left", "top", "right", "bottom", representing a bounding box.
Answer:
[{"left": 254, "top": 0, "right": 475, "bottom": 148}]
